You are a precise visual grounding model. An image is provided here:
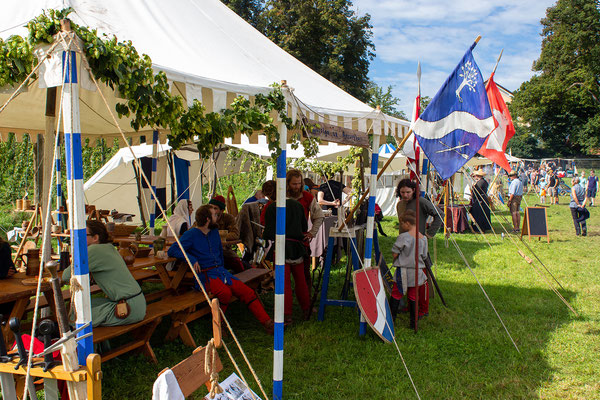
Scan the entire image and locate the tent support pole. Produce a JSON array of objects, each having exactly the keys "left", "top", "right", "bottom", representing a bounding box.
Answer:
[
  {"left": 167, "top": 150, "right": 176, "bottom": 213},
  {"left": 148, "top": 130, "right": 159, "bottom": 235},
  {"left": 339, "top": 128, "right": 414, "bottom": 232},
  {"left": 59, "top": 31, "right": 92, "bottom": 399},
  {"left": 360, "top": 116, "right": 381, "bottom": 336},
  {"left": 132, "top": 162, "right": 147, "bottom": 229},
  {"left": 41, "top": 87, "right": 57, "bottom": 259},
  {"left": 273, "top": 84, "right": 288, "bottom": 400}
]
